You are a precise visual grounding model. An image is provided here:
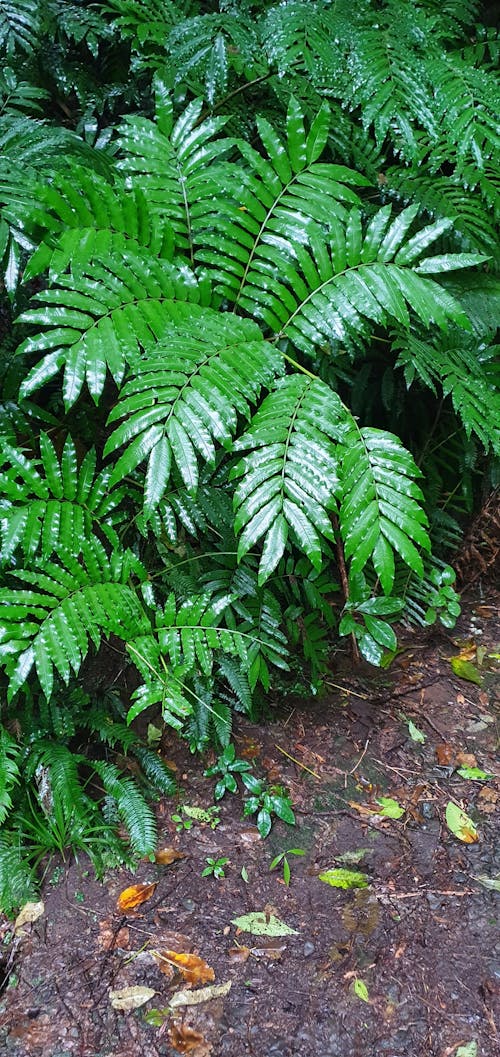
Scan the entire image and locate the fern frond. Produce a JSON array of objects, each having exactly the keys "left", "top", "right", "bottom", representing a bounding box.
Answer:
[
  {"left": 0, "top": 725, "right": 21, "bottom": 824},
  {"left": 394, "top": 329, "right": 500, "bottom": 454},
  {"left": 167, "top": 11, "right": 262, "bottom": 105},
  {"left": 427, "top": 55, "right": 500, "bottom": 174},
  {"left": 339, "top": 423, "right": 431, "bottom": 595},
  {"left": 231, "top": 375, "right": 344, "bottom": 582},
  {"left": 0, "top": 0, "right": 42, "bottom": 54},
  {"left": 197, "top": 96, "right": 370, "bottom": 314},
  {"left": 117, "top": 77, "right": 234, "bottom": 264},
  {"left": 0, "top": 540, "right": 149, "bottom": 700},
  {"left": 17, "top": 239, "right": 208, "bottom": 406},
  {"left": 132, "top": 745, "right": 177, "bottom": 796},
  {"left": 105, "top": 303, "right": 283, "bottom": 507},
  {"left": 0, "top": 835, "right": 35, "bottom": 914},
  {"left": 92, "top": 759, "right": 157, "bottom": 855},
  {"left": 0, "top": 434, "right": 125, "bottom": 562}
]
